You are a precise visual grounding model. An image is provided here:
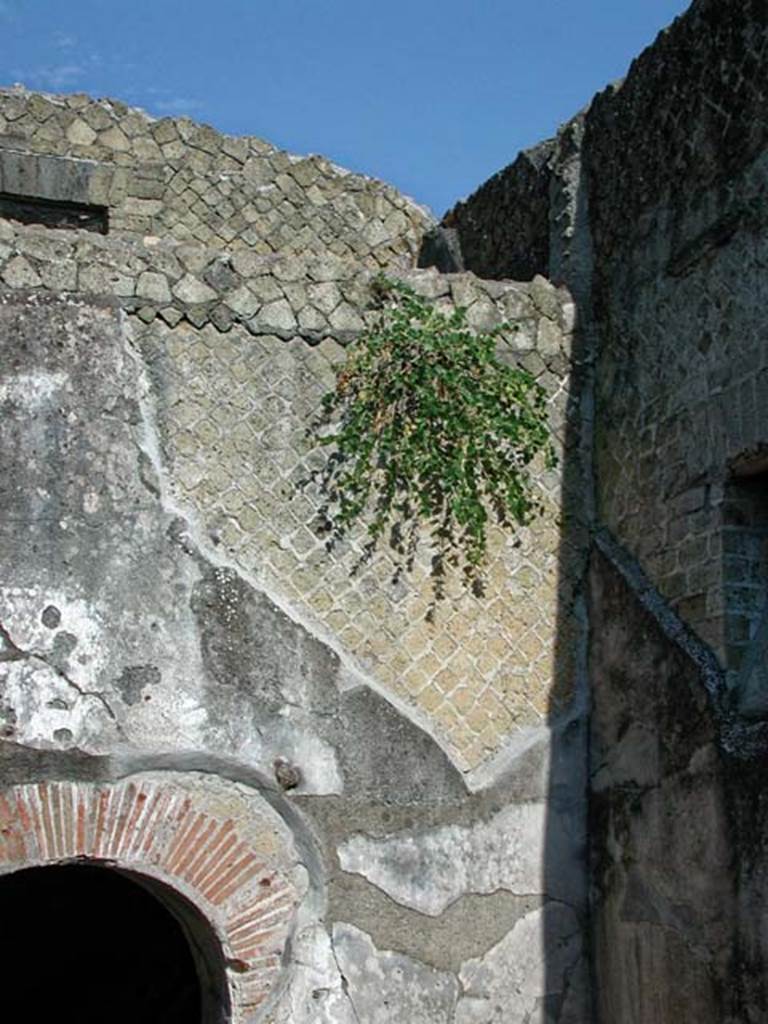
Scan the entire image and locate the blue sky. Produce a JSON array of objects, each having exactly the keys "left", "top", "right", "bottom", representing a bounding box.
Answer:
[{"left": 1, "top": 0, "right": 691, "bottom": 215}]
